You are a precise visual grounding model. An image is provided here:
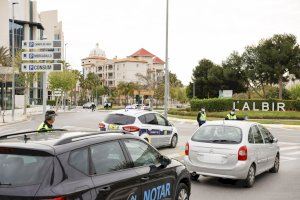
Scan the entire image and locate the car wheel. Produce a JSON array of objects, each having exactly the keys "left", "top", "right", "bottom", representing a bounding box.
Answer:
[
  {"left": 270, "top": 154, "right": 280, "bottom": 173},
  {"left": 170, "top": 134, "right": 178, "bottom": 148},
  {"left": 176, "top": 183, "right": 189, "bottom": 200},
  {"left": 190, "top": 173, "right": 200, "bottom": 181},
  {"left": 243, "top": 164, "right": 256, "bottom": 188}
]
